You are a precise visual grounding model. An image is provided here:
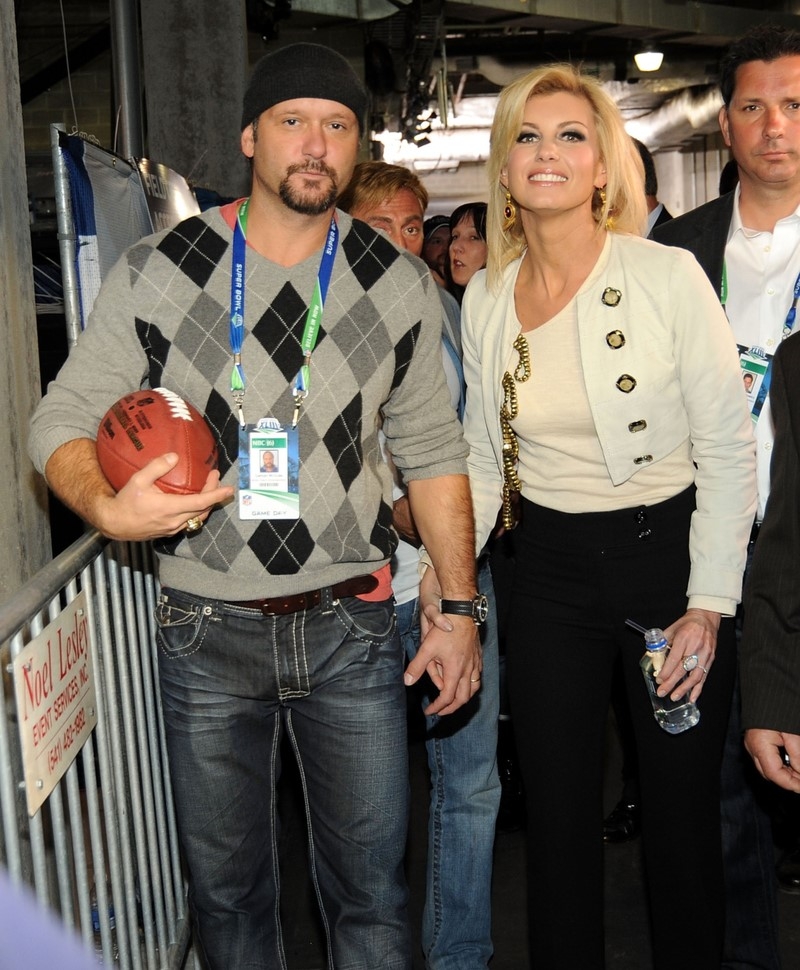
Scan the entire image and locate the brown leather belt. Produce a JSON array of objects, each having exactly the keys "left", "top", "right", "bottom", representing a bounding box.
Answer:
[{"left": 228, "top": 573, "right": 379, "bottom": 616}]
